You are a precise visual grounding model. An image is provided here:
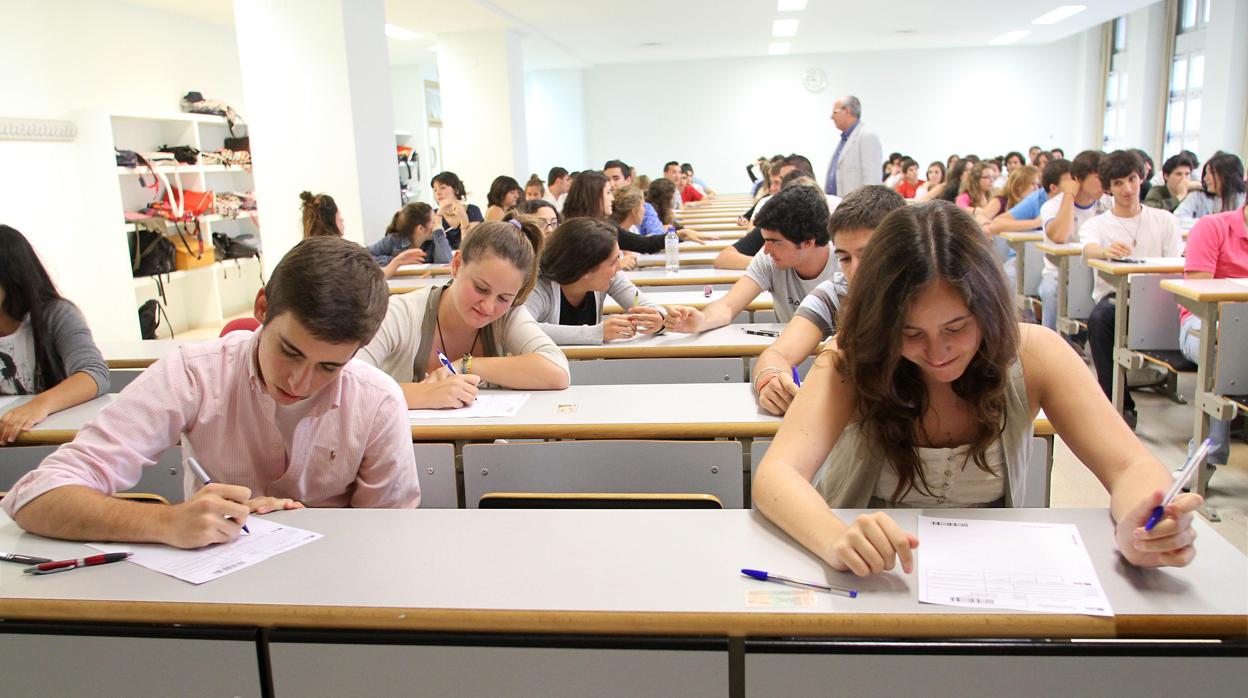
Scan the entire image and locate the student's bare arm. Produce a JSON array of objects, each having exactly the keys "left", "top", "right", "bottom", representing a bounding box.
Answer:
[
  {"left": 14, "top": 484, "right": 251, "bottom": 549},
  {"left": 0, "top": 372, "right": 100, "bottom": 444},
  {"left": 714, "top": 246, "right": 753, "bottom": 270},
  {"left": 753, "top": 317, "right": 824, "bottom": 416},
  {"left": 1021, "top": 324, "right": 1198, "bottom": 567},
  {"left": 988, "top": 212, "right": 1043, "bottom": 235},
  {"left": 472, "top": 355, "right": 570, "bottom": 390}
]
